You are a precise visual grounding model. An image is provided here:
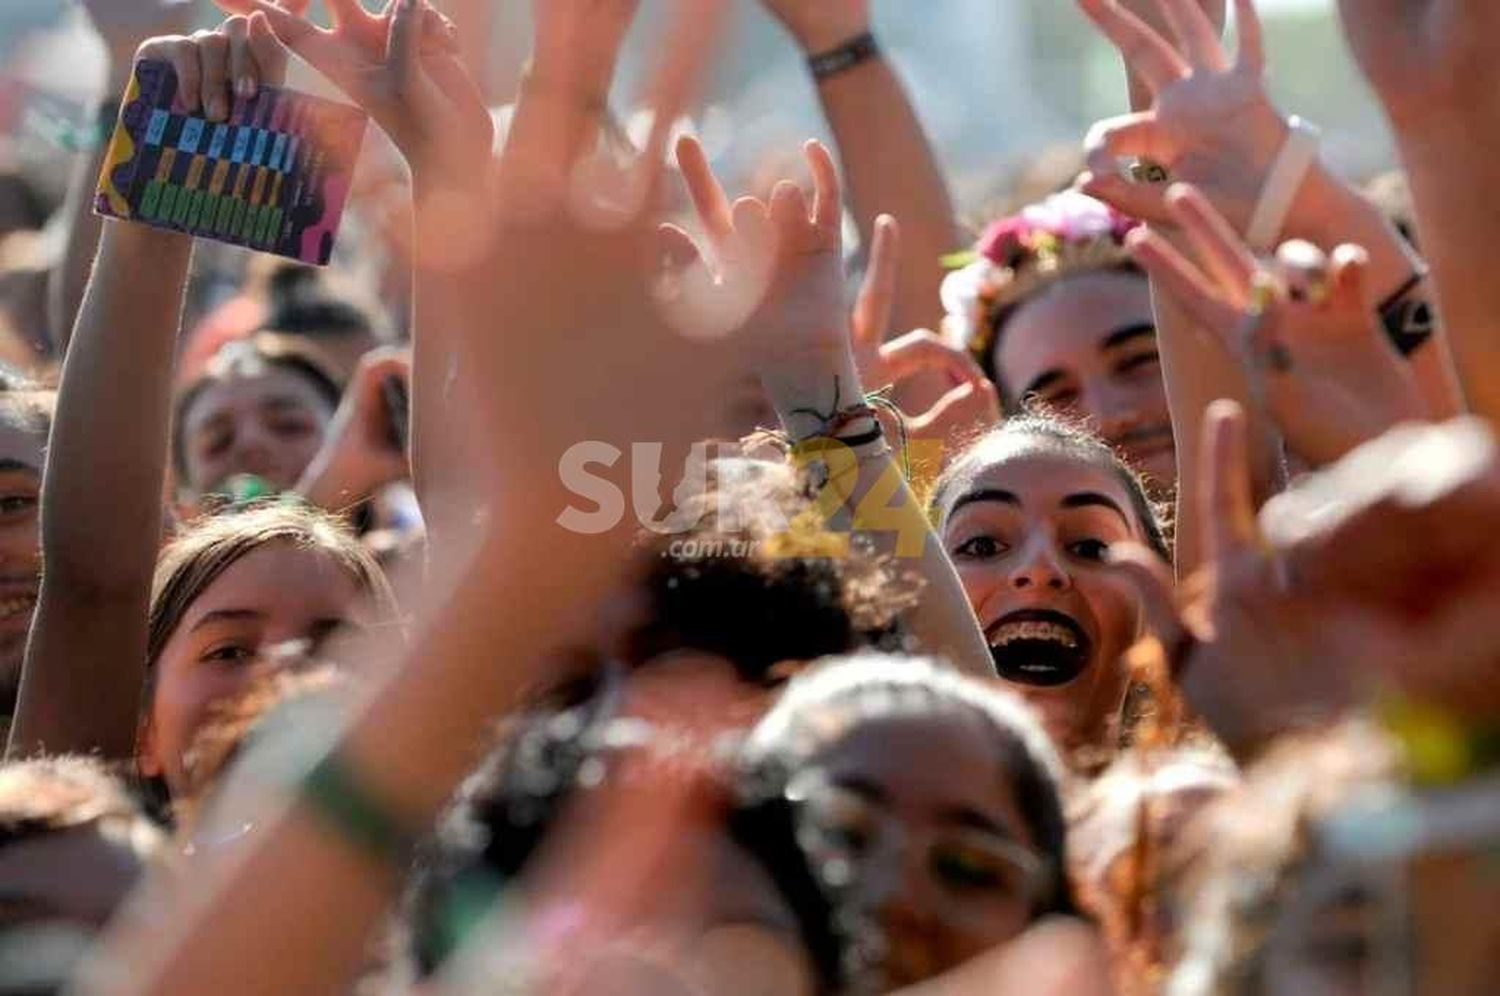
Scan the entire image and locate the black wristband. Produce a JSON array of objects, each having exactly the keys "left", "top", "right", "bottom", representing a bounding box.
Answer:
[
  {"left": 1379, "top": 269, "right": 1434, "bottom": 357},
  {"left": 808, "top": 31, "right": 880, "bottom": 82},
  {"left": 831, "top": 422, "right": 885, "bottom": 449}
]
